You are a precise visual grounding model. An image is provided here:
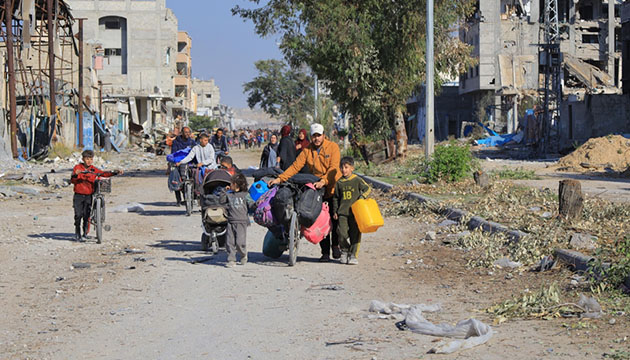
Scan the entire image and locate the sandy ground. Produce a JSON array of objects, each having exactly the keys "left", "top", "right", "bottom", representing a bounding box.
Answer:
[
  {"left": 479, "top": 158, "right": 630, "bottom": 204},
  {"left": 1, "top": 148, "right": 629, "bottom": 359}
]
